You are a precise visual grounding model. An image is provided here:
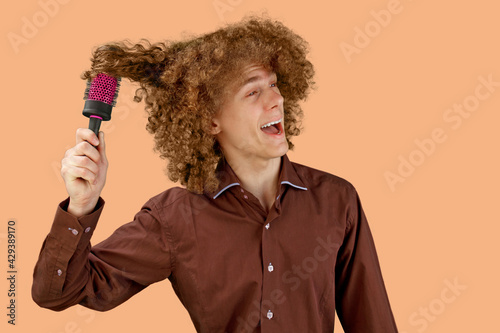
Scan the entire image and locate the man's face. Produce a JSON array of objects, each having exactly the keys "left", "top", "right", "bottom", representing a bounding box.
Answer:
[{"left": 212, "top": 64, "right": 289, "bottom": 164}]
